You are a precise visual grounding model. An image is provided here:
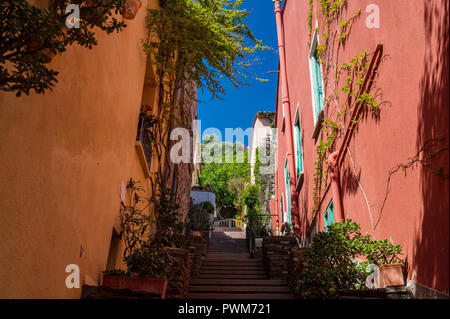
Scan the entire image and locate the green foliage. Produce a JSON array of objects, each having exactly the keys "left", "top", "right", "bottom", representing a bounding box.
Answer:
[
  {"left": 246, "top": 208, "right": 271, "bottom": 238},
  {"left": 227, "top": 177, "right": 247, "bottom": 213},
  {"left": 144, "top": 0, "right": 267, "bottom": 100},
  {"left": 311, "top": 49, "right": 382, "bottom": 214},
  {"left": 280, "top": 222, "right": 293, "bottom": 235},
  {"left": 241, "top": 184, "right": 260, "bottom": 210},
  {"left": 307, "top": 0, "right": 313, "bottom": 40},
  {"left": 120, "top": 178, "right": 152, "bottom": 259},
  {"left": 186, "top": 201, "right": 214, "bottom": 233},
  {"left": 124, "top": 246, "right": 173, "bottom": 279},
  {"left": 297, "top": 220, "right": 372, "bottom": 298},
  {"left": 1, "top": 0, "right": 127, "bottom": 96},
  {"left": 297, "top": 220, "right": 404, "bottom": 299},
  {"left": 151, "top": 183, "right": 185, "bottom": 248},
  {"left": 253, "top": 143, "right": 275, "bottom": 214},
  {"left": 200, "top": 135, "right": 250, "bottom": 218},
  {"left": 102, "top": 269, "right": 130, "bottom": 276},
  {"left": 119, "top": 180, "right": 185, "bottom": 278},
  {"left": 366, "top": 239, "right": 403, "bottom": 266}
]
